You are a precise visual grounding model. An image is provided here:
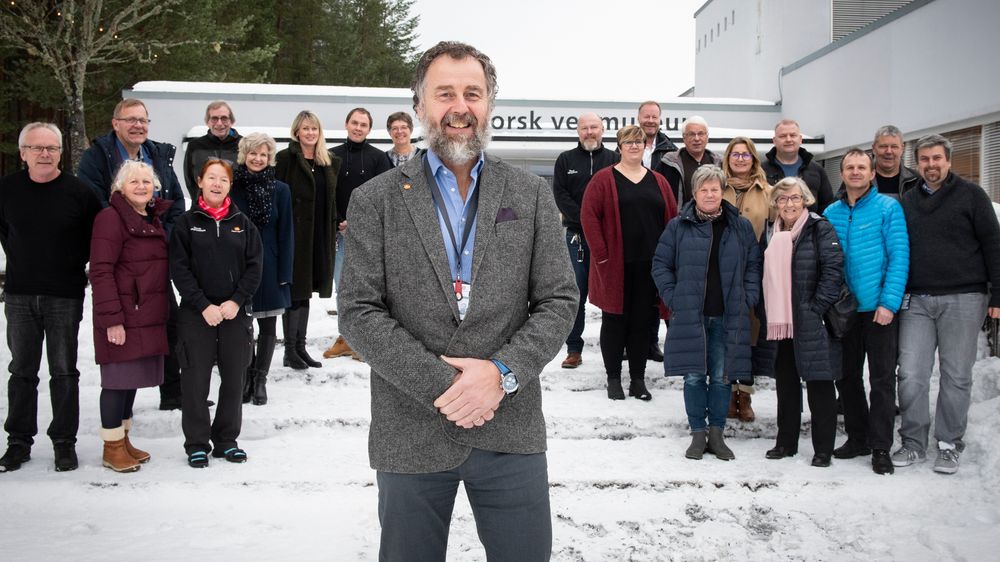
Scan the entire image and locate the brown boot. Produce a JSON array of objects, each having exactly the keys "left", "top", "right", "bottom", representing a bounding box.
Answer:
[
  {"left": 101, "top": 427, "right": 140, "bottom": 473},
  {"left": 737, "top": 389, "right": 756, "bottom": 422},
  {"left": 323, "top": 335, "right": 354, "bottom": 358},
  {"left": 561, "top": 352, "right": 582, "bottom": 369},
  {"left": 727, "top": 390, "right": 739, "bottom": 419},
  {"left": 122, "top": 418, "right": 150, "bottom": 463}
]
